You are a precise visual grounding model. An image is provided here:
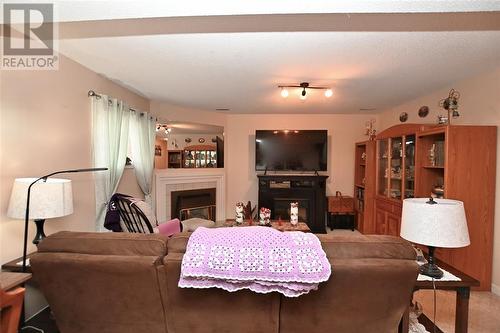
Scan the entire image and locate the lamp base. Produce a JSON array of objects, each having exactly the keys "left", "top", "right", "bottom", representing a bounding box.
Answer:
[
  {"left": 420, "top": 246, "right": 444, "bottom": 279},
  {"left": 419, "top": 262, "right": 444, "bottom": 279},
  {"left": 33, "top": 219, "right": 46, "bottom": 244}
]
